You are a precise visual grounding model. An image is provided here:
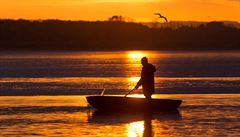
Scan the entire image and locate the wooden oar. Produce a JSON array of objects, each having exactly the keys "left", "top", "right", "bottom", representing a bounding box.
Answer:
[{"left": 124, "top": 88, "right": 136, "bottom": 97}]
